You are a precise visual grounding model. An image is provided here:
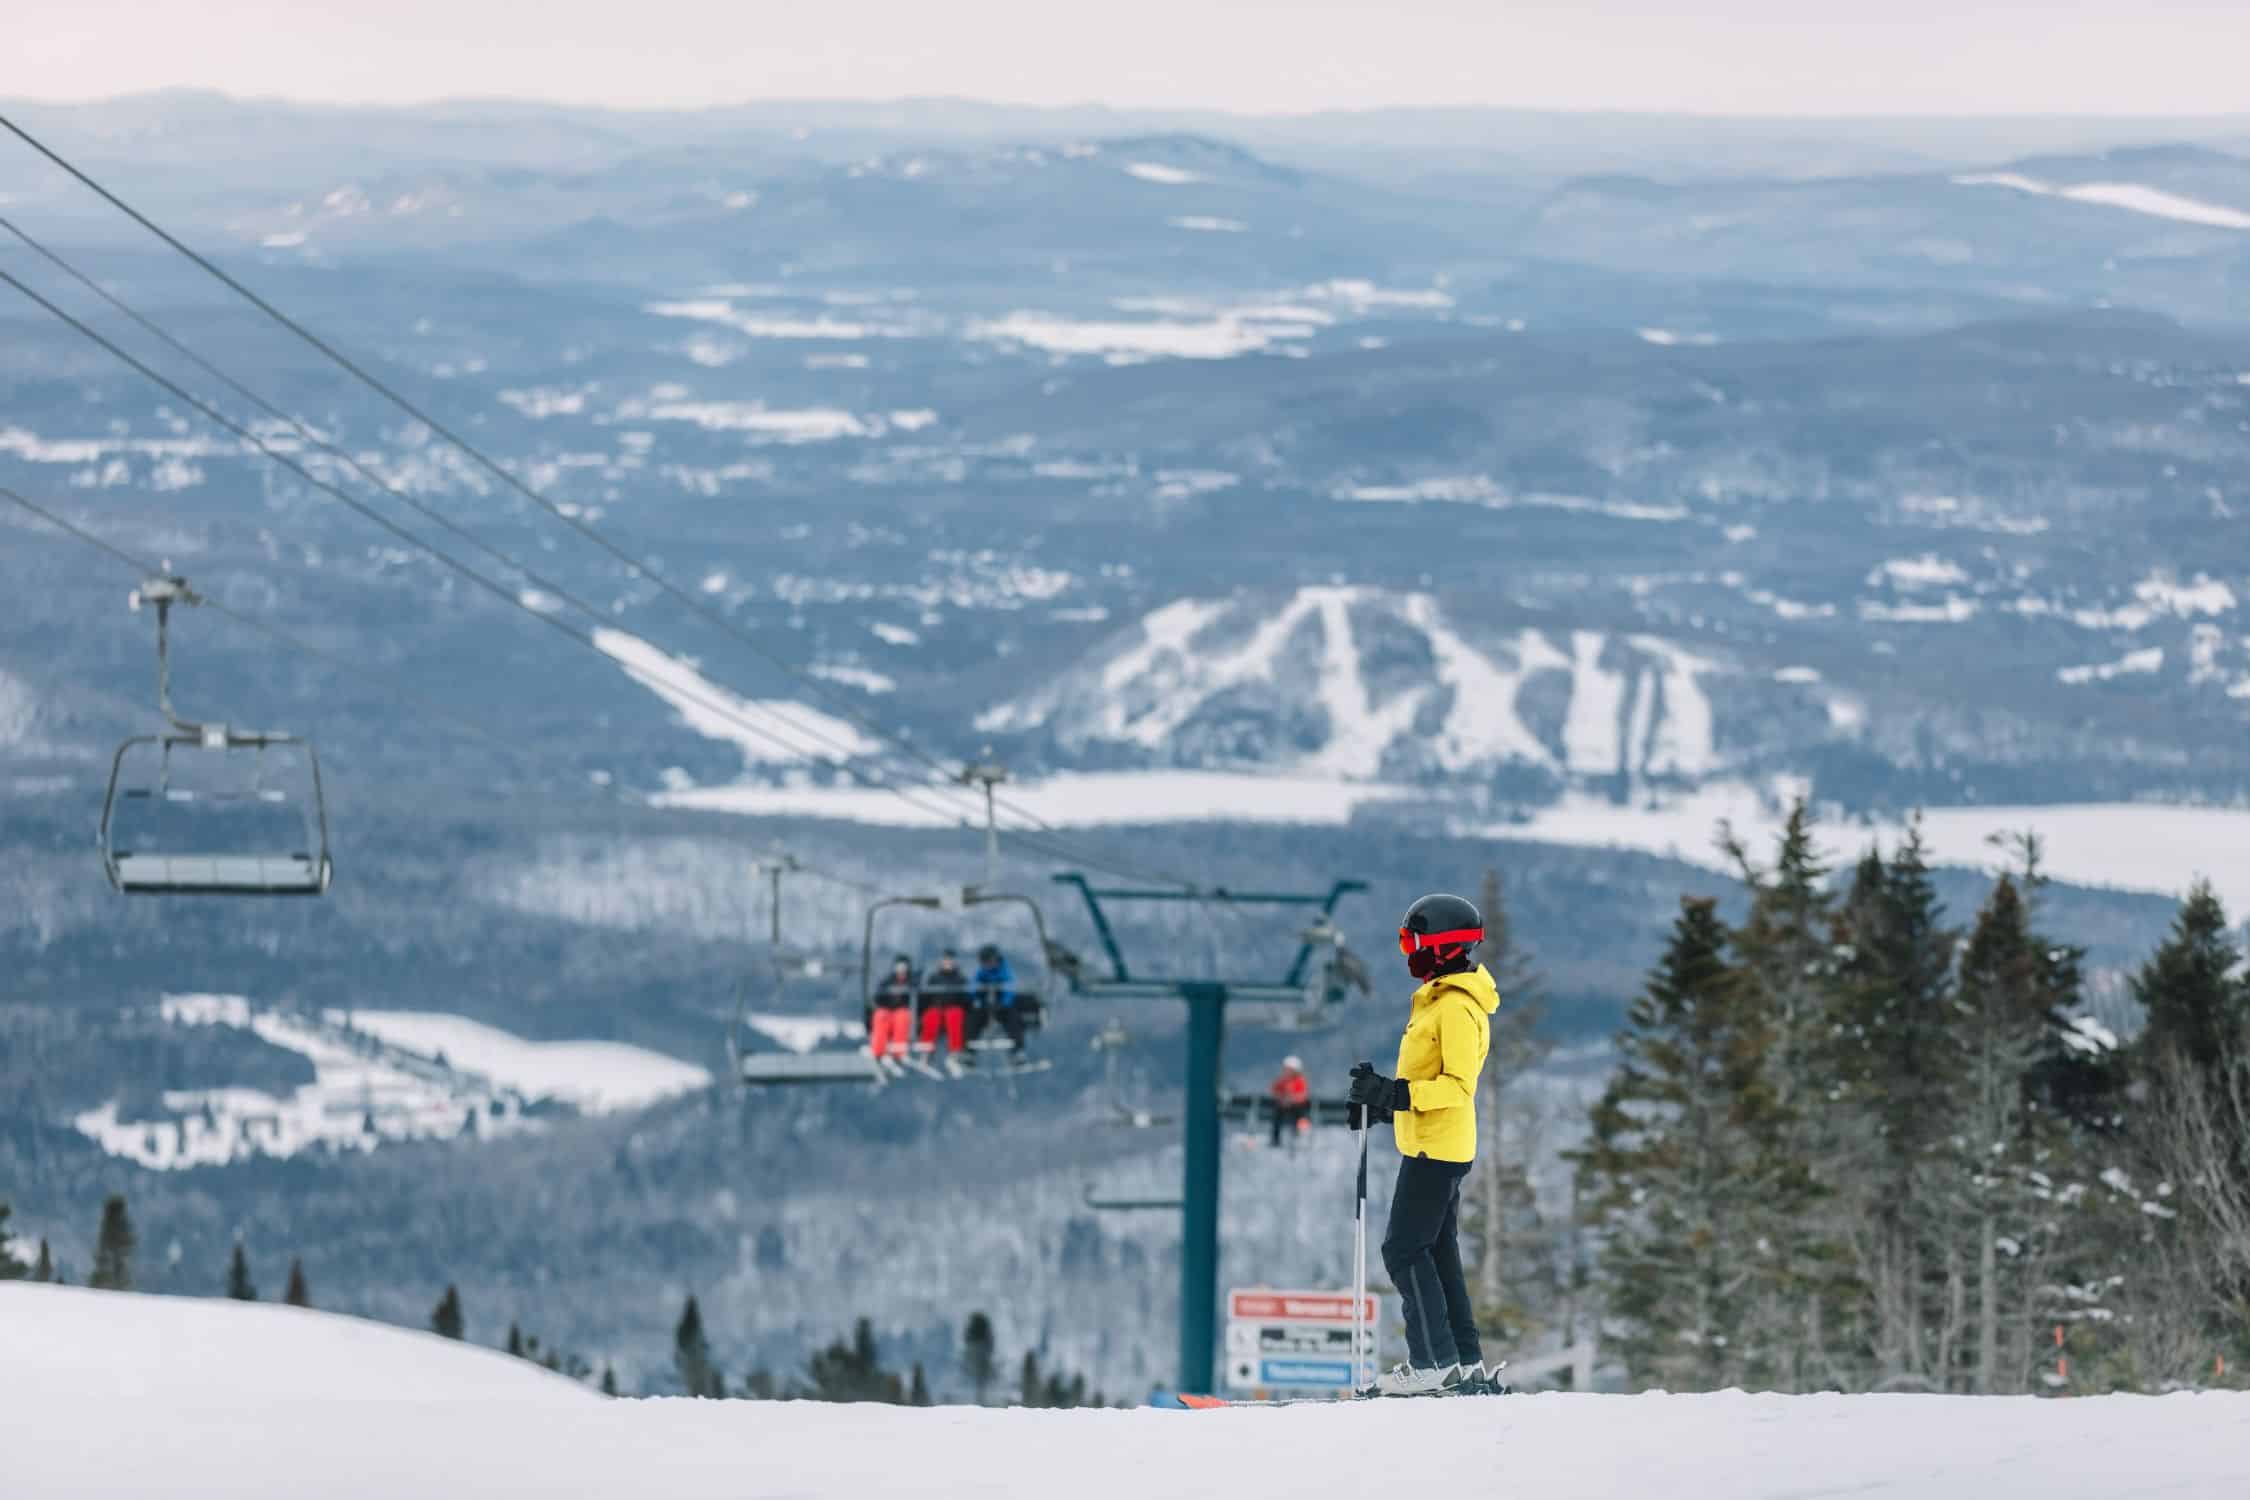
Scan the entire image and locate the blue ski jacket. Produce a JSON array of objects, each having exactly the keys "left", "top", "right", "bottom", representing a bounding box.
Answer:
[{"left": 973, "top": 958, "right": 1017, "bottom": 1009}]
